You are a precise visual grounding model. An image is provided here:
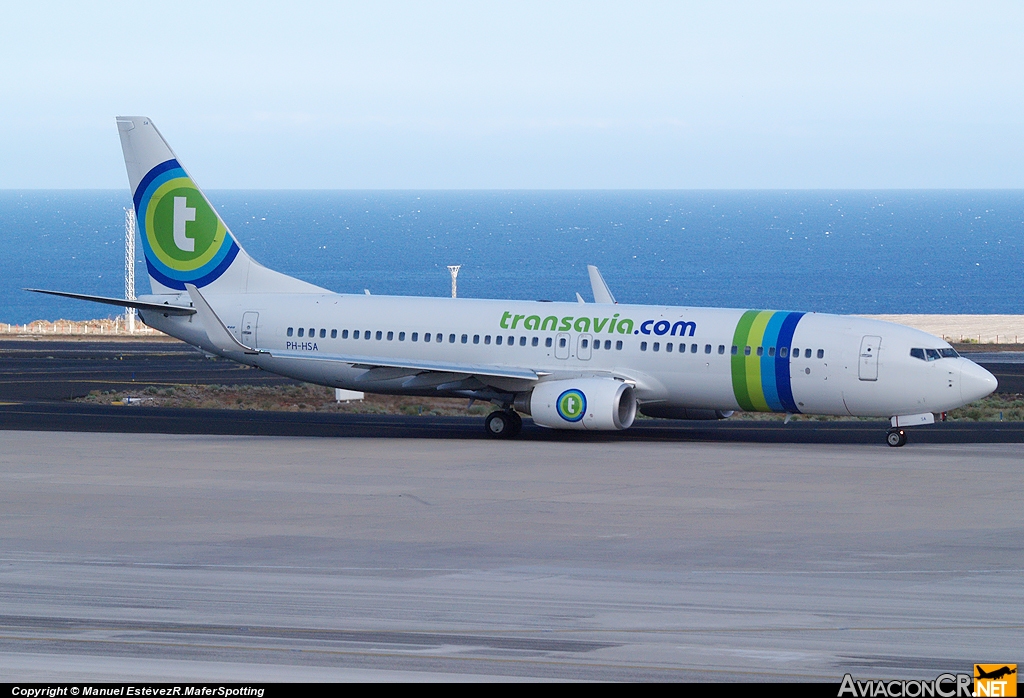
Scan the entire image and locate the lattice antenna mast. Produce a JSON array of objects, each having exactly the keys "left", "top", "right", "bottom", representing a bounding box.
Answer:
[
  {"left": 124, "top": 208, "right": 137, "bottom": 333},
  {"left": 447, "top": 265, "right": 461, "bottom": 298}
]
